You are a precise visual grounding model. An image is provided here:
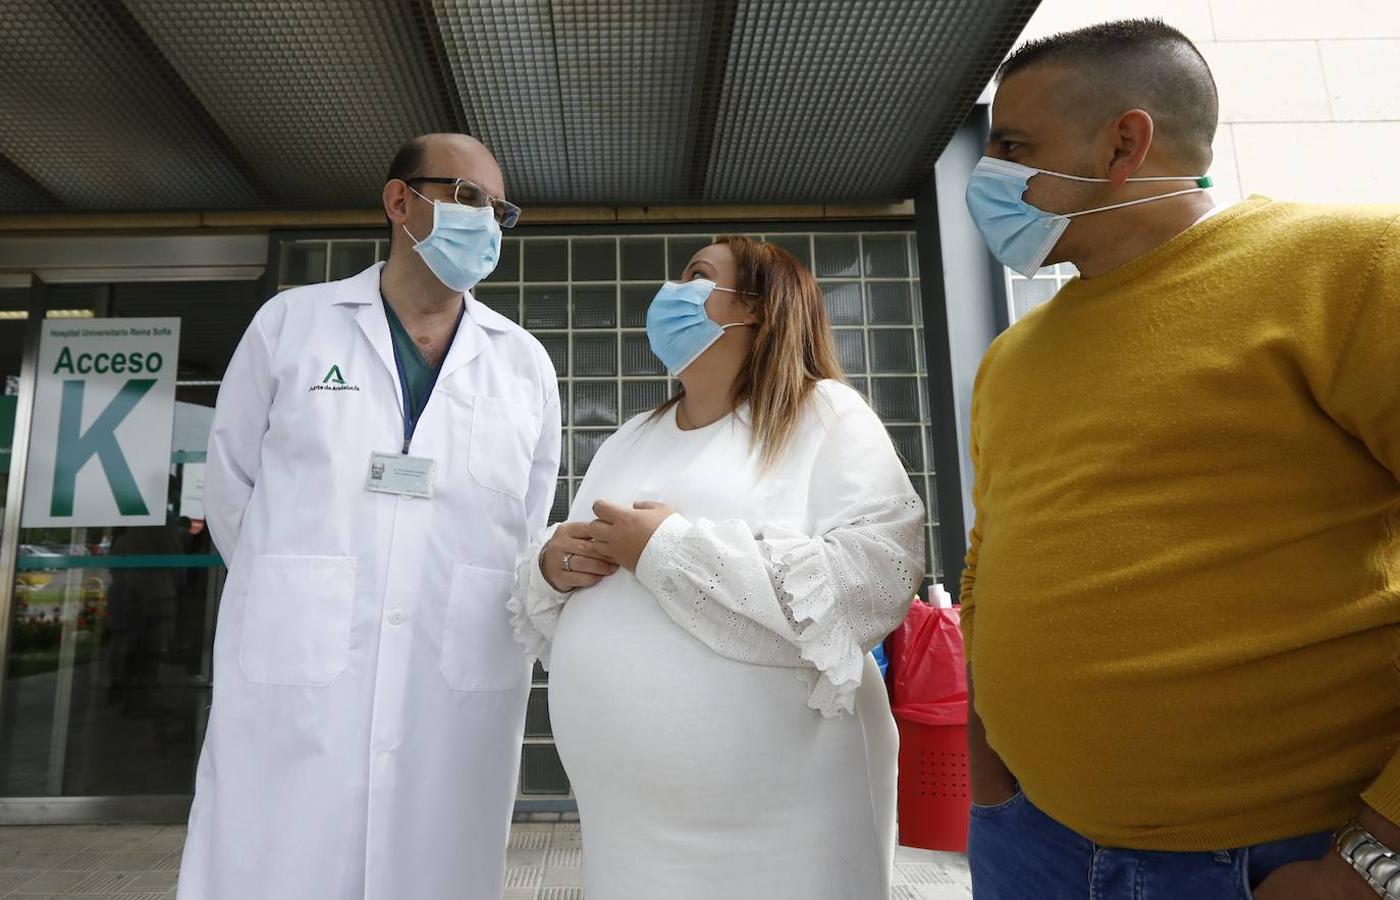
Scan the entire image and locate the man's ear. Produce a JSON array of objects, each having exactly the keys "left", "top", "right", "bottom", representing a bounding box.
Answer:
[
  {"left": 383, "top": 179, "right": 412, "bottom": 228},
  {"left": 1107, "top": 109, "right": 1154, "bottom": 188}
]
